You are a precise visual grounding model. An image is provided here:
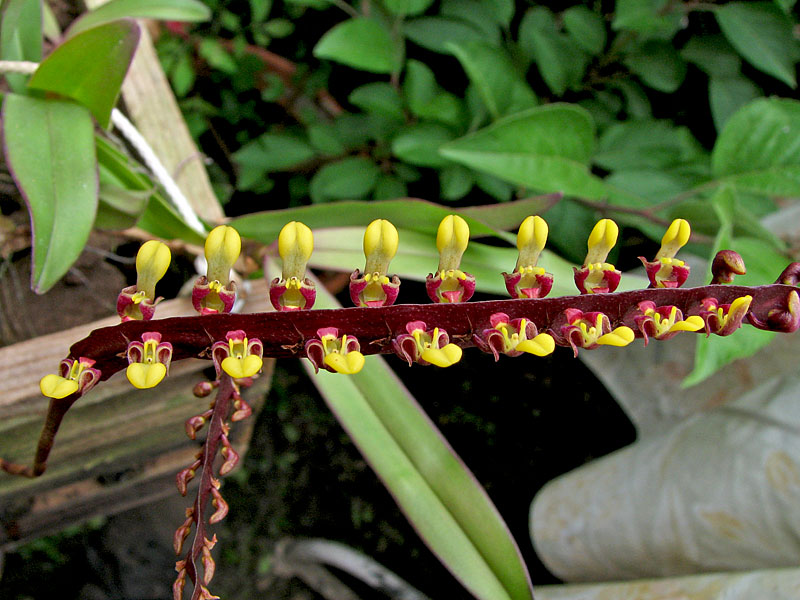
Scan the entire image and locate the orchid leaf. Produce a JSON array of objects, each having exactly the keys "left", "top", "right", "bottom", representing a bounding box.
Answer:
[
  {"left": 292, "top": 260, "right": 534, "bottom": 600},
  {"left": 231, "top": 196, "right": 560, "bottom": 245},
  {"left": 28, "top": 19, "right": 140, "bottom": 128},
  {"left": 0, "top": 0, "right": 42, "bottom": 92},
  {"left": 95, "top": 136, "right": 206, "bottom": 245},
  {"left": 2, "top": 94, "right": 97, "bottom": 294},
  {"left": 68, "top": 0, "right": 211, "bottom": 37}
]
